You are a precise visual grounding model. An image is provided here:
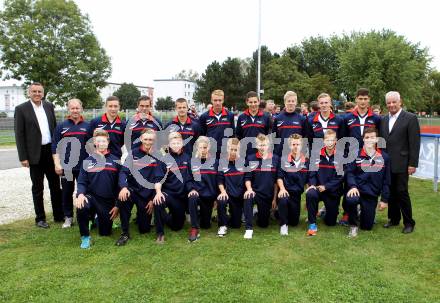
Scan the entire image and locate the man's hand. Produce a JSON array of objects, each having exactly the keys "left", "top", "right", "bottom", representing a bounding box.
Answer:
[
  {"left": 347, "top": 187, "right": 360, "bottom": 198},
  {"left": 244, "top": 189, "right": 256, "bottom": 199},
  {"left": 153, "top": 192, "right": 165, "bottom": 205},
  {"left": 271, "top": 199, "right": 277, "bottom": 210},
  {"left": 118, "top": 187, "right": 130, "bottom": 202},
  {"left": 54, "top": 164, "right": 63, "bottom": 175},
  {"left": 109, "top": 207, "right": 119, "bottom": 220},
  {"left": 74, "top": 194, "right": 88, "bottom": 209},
  {"left": 317, "top": 185, "right": 326, "bottom": 192},
  {"left": 21, "top": 160, "right": 29, "bottom": 168},
  {"left": 408, "top": 166, "right": 416, "bottom": 175},
  {"left": 378, "top": 201, "right": 388, "bottom": 211},
  {"left": 145, "top": 200, "right": 154, "bottom": 215},
  {"left": 278, "top": 188, "right": 289, "bottom": 199}
]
